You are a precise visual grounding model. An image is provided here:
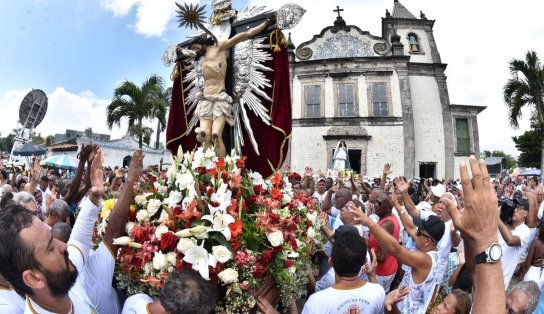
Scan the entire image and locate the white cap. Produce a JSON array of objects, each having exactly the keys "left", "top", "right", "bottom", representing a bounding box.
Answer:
[
  {"left": 415, "top": 201, "right": 432, "bottom": 211},
  {"left": 430, "top": 184, "right": 446, "bottom": 198}
]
